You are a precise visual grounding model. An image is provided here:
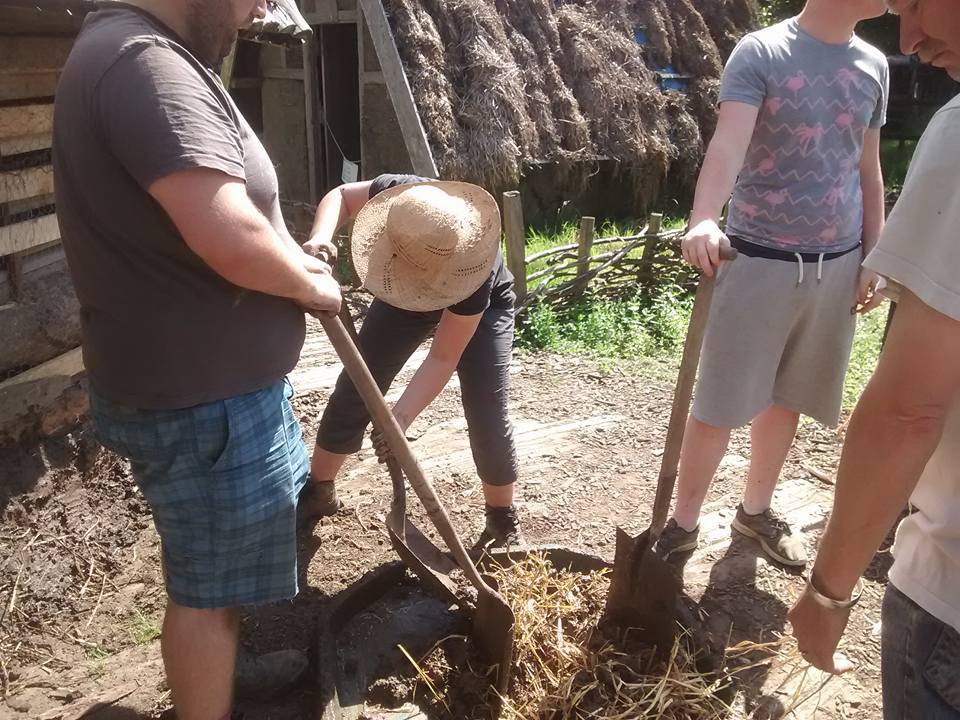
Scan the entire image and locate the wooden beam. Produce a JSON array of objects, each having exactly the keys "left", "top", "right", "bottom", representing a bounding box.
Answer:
[
  {"left": 0, "top": 165, "right": 54, "bottom": 204},
  {"left": 0, "top": 37, "right": 74, "bottom": 74},
  {"left": 0, "top": 134, "right": 52, "bottom": 159},
  {"left": 0, "top": 7, "right": 84, "bottom": 36},
  {"left": 260, "top": 67, "right": 305, "bottom": 80},
  {"left": 0, "top": 214, "right": 60, "bottom": 256},
  {"left": 357, "top": 13, "right": 368, "bottom": 179},
  {"left": 303, "top": 0, "right": 337, "bottom": 23},
  {"left": 303, "top": 37, "right": 320, "bottom": 204},
  {"left": 0, "top": 71, "right": 59, "bottom": 103},
  {"left": 356, "top": 0, "right": 437, "bottom": 178},
  {"left": 502, "top": 191, "right": 526, "bottom": 303},
  {"left": 230, "top": 77, "right": 262, "bottom": 90},
  {"left": 0, "top": 104, "right": 54, "bottom": 141}
]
